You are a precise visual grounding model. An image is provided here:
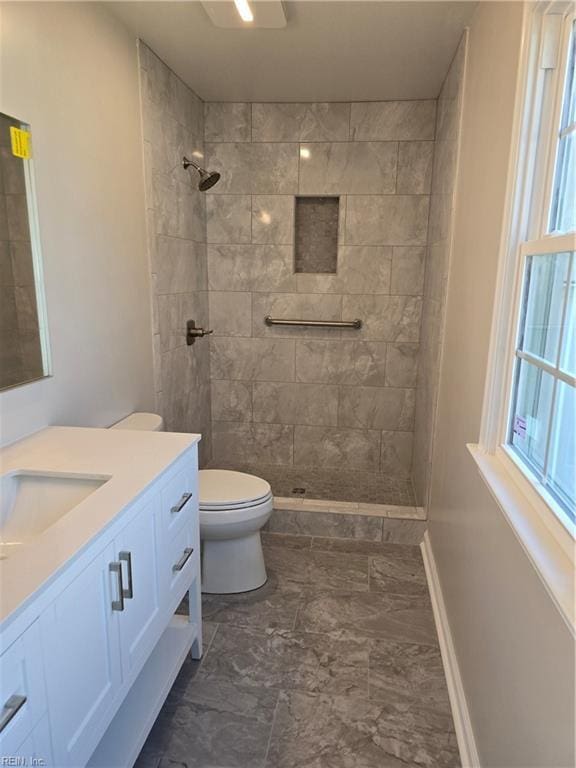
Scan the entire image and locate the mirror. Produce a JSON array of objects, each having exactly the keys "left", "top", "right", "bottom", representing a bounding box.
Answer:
[{"left": 0, "top": 112, "right": 50, "bottom": 391}]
